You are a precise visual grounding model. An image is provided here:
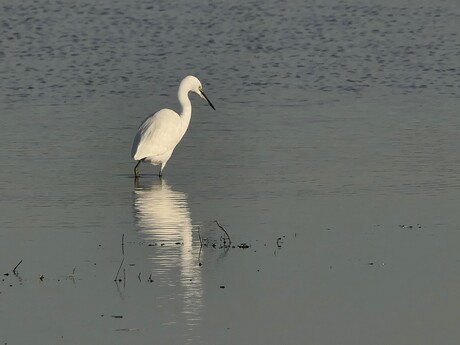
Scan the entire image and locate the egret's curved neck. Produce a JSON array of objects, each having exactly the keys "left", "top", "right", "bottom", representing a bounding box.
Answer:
[{"left": 178, "top": 84, "right": 192, "bottom": 135}]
